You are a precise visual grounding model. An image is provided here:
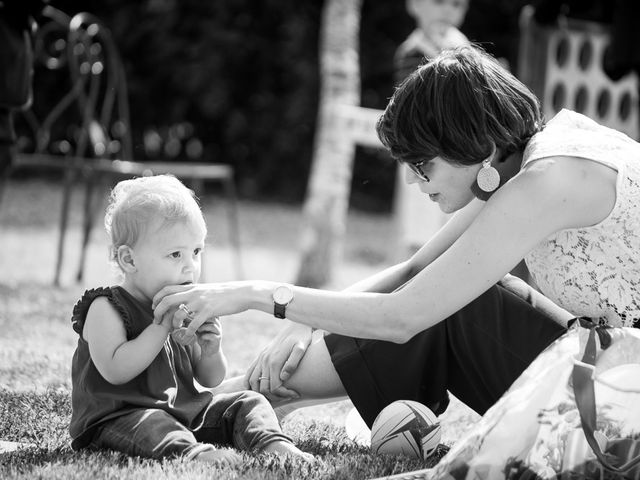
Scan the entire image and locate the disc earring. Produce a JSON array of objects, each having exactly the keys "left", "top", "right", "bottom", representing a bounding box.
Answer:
[{"left": 476, "top": 158, "right": 500, "bottom": 192}]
